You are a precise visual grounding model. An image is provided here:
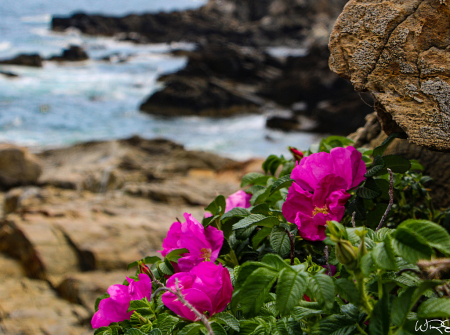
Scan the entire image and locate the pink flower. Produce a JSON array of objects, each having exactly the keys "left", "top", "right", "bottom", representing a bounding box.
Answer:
[
  {"left": 289, "top": 147, "right": 304, "bottom": 161},
  {"left": 205, "top": 190, "right": 251, "bottom": 218},
  {"left": 91, "top": 274, "right": 152, "bottom": 328},
  {"left": 291, "top": 146, "right": 366, "bottom": 192},
  {"left": 159, "top": 213, "right": 224, "bottom": 272},
  {"left": 282, "top": 175, "right": 350, "bottom": 241},
  {"left": 161, "top": 262, "right": 233, "bottom": 321}
]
